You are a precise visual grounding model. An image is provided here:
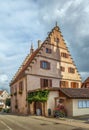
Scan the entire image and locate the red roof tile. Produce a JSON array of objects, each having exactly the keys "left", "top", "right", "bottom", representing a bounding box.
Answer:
[{"left": 0, "top": 91, "right": 3, "bottom": 95}]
